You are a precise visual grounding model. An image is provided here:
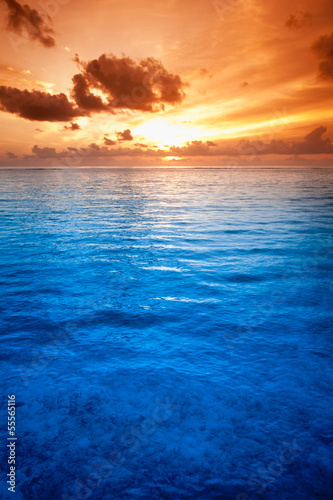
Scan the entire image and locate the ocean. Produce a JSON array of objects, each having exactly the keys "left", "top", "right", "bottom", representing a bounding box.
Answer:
[{"left": 0, "top": 167, "right": 332, "bottom": 499}]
